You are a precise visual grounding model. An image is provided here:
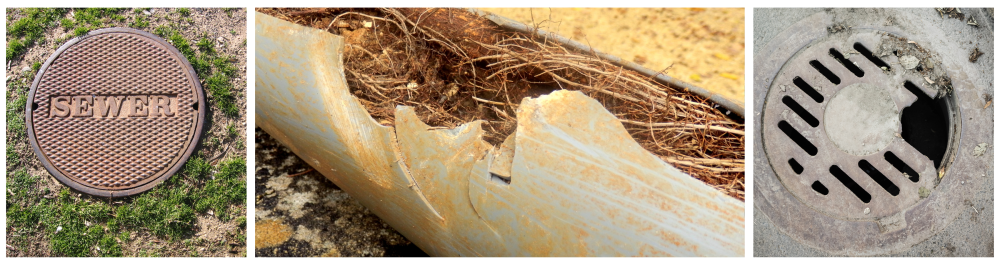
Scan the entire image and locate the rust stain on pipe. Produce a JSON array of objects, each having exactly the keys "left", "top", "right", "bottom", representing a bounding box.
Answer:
[{"left": 256, "top": 12, "right": 744, "bottom": 256}]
